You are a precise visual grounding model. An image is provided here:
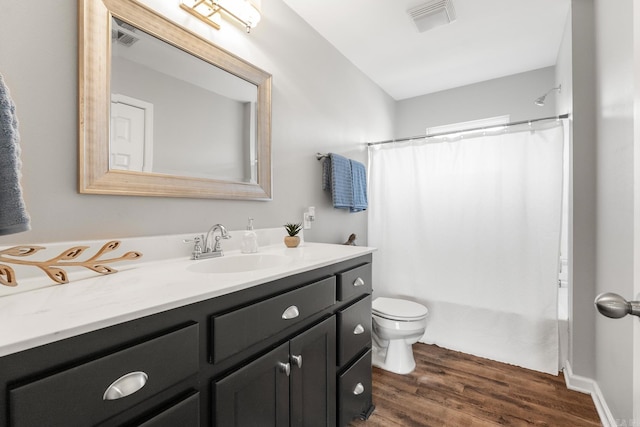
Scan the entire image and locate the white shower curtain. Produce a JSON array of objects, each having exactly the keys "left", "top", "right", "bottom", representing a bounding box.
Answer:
[{"left": 368, "top": 123, "right": 564, "bottom": 375}]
